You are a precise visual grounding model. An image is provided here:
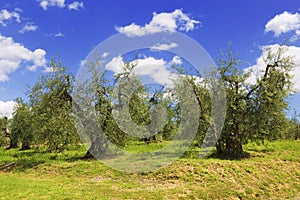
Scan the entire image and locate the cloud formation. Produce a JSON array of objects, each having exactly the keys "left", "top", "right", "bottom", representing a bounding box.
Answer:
[
  {"left": 19, "top": 22, "right": 38, "bottom": 34},
  {"left": 54, "top": 32, "right": 64, "bottom": 37},
  {"left": 0, "top": 34, "right": 48, "bottom": 82},
  {"left": 0, "top": 100, "right": 16, "bottom": 119},
  {"left": 170, "top": 55, "right": 182, "bottom": 65},
  {"left": 291, "top": 30, "right": 300, "bottom": 42},
  {"left": 39, "top": 0, "right": 84, "bottom": 11},
  {"left": 0, "top": 9, "right": 21, "bottom": 26},
  {"left": 116, "top": 9, "right": 200, "bottom": 37},
  {"left": 265, "top": 11, "right": 300, "bottom": 37},
  {"left": 105, "top": 56, "right": 178, "bottom": 87},
  {"left": 245, "top": 44, "right": 300, "bottom": 91},
  {"left": 40, "top": 0, "right": 65, "bottom": 10},
  {"left": 150, "top": 42, "right": 178, "bottom": 51},
  {"left": 68, "top": 1, "right": 84, "bottom": 10}
]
